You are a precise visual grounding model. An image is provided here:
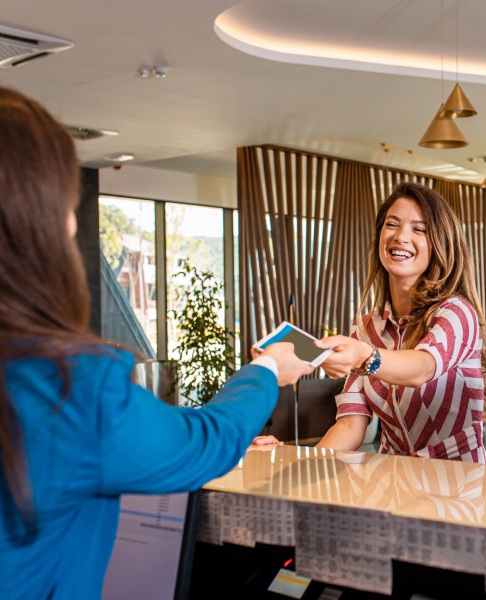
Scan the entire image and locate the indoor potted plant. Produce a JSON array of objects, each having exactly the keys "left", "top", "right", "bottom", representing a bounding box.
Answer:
[{"left": 168, "top": 261, "right": 237, "bottom": 406}]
